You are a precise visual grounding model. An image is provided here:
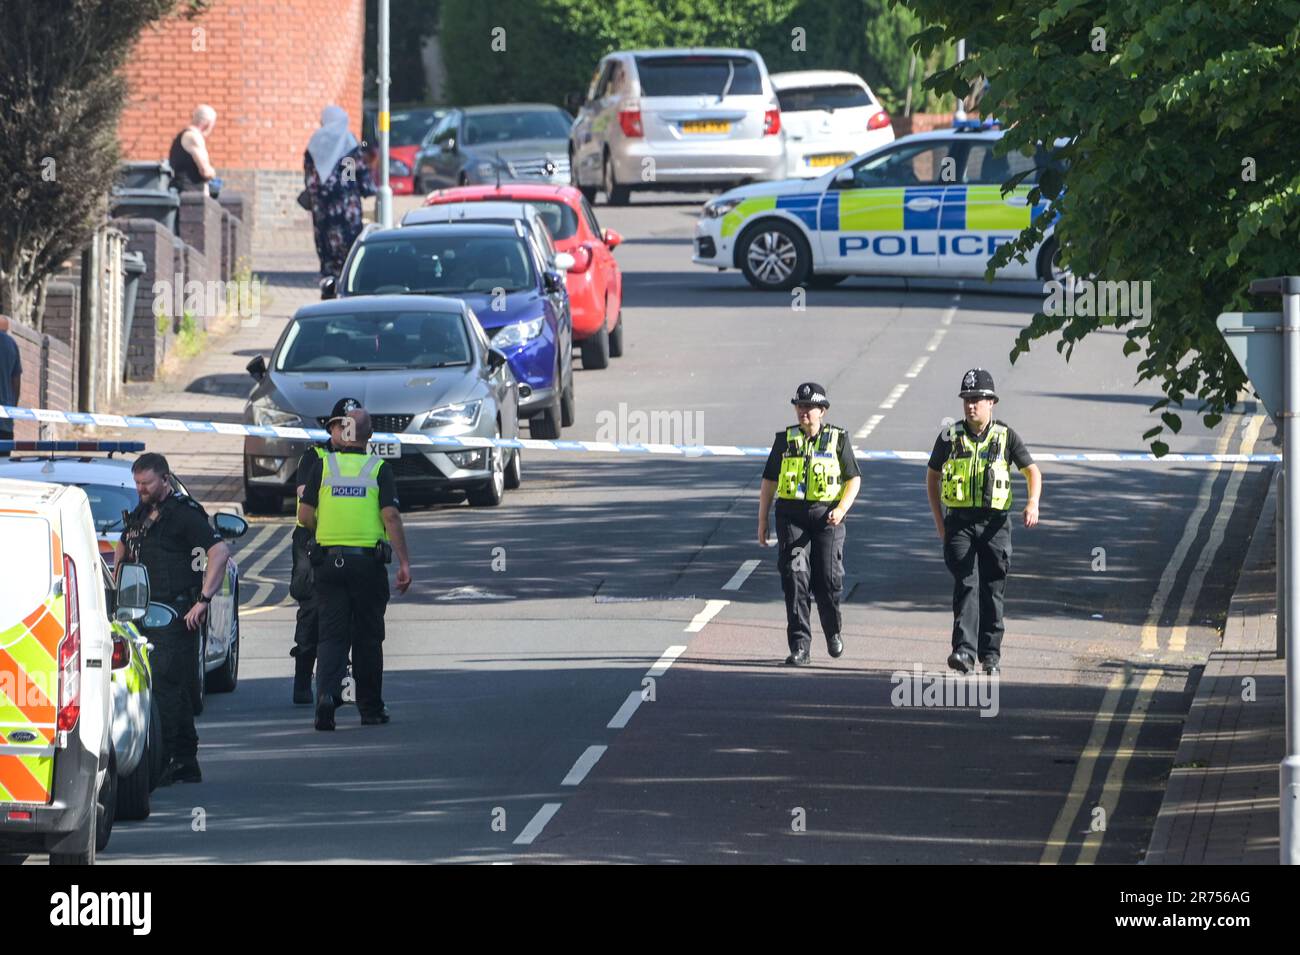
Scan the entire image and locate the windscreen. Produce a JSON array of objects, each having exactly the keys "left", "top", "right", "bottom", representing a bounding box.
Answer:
[
  {"left": 776, "top": 84, "right": 874, "bottom": 112},
  {"left": 277, "top": 310, "right": 473, "bottom": 372},
  {"left": 345, "top": 235, "right": 536, "bottom": 296},
  {"left": 390, "top": 109, "right": 445, "bottom": 146},
  {"left": 463, "top": 109, "right": 572, "bottom": 145},
  {"left": 75, "top": 483, "right": 139, "bottom": 532},
  {"left": 635, "top": 55, "right": 763, "bottom": 96}
]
